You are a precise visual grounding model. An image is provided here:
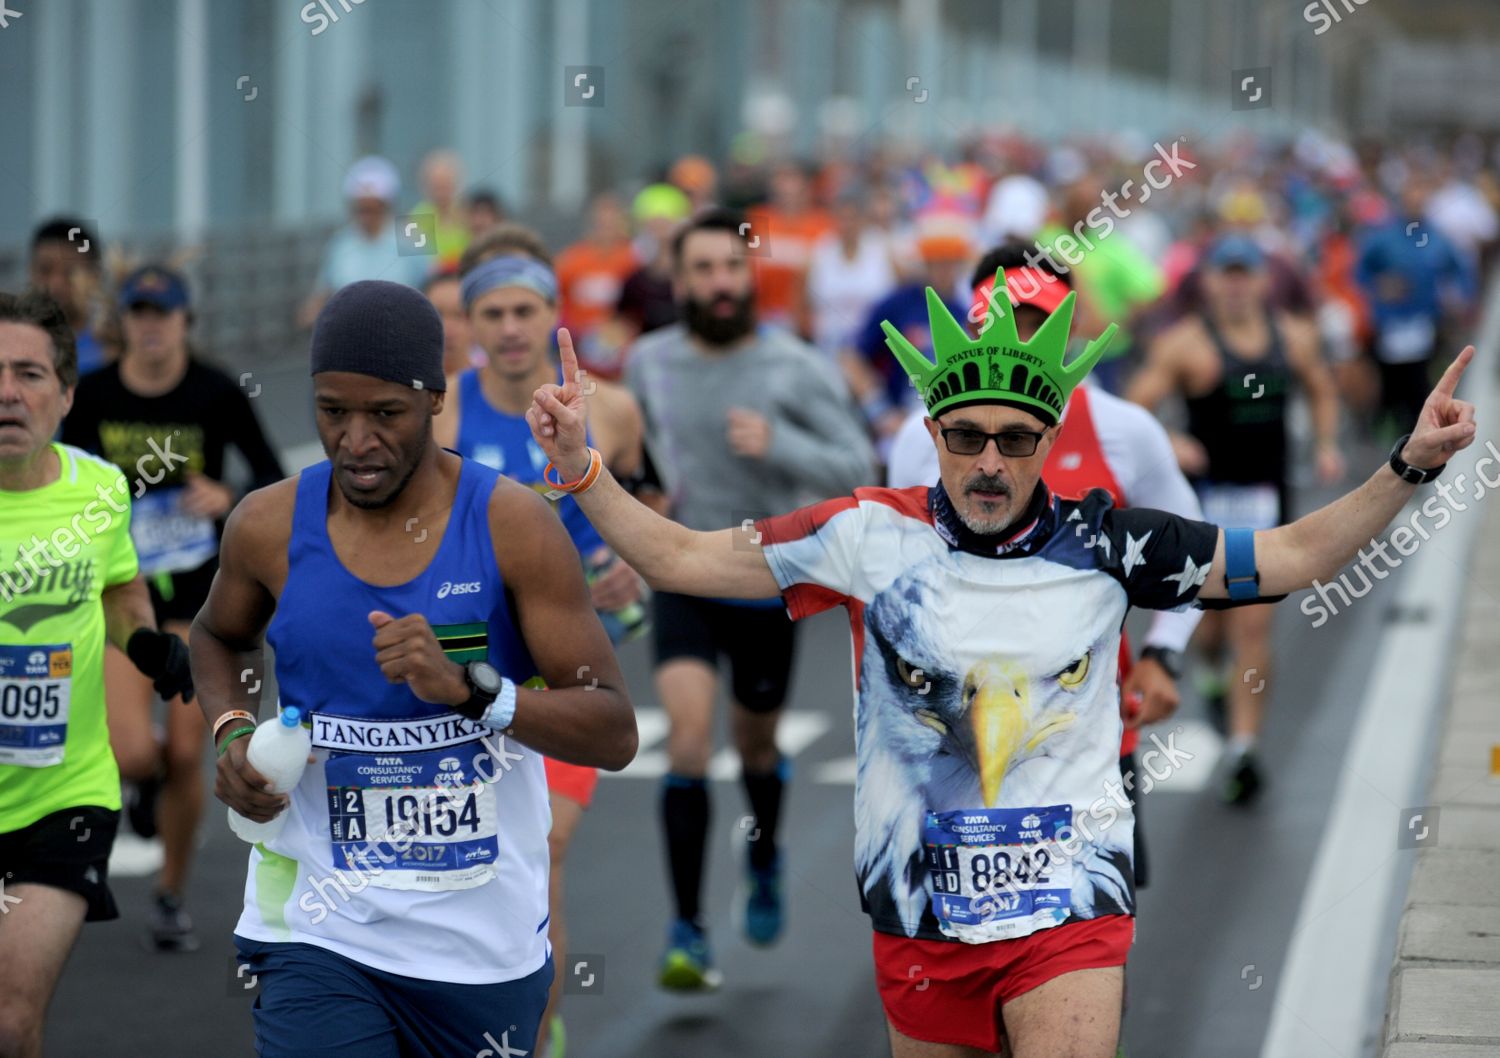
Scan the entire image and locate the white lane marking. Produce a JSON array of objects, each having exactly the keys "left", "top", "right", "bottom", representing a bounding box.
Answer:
[
  {"left": 814, "top": 756, "right": 859, "bottom": 785},
  {"left": 814, "top": 719, "right": 1222, "bottom": 791},
  {"left": 108, "top": 830, "right": 165, "bottom": 878},
  {"left": 616, "top": 708, "right": 673, "bottom": 779},
  {"left": 619, "top": 712, "right": 1222, "bottom": 789},
  {"left": 613, "top": 708, "right": 832, "bottom": 781},
  {"left": 1140, "top": 718, "right": 1222, "bottom": 794},
  {"left": 1259, "top": 281, "right": 1500, "bottom": 1058}
]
